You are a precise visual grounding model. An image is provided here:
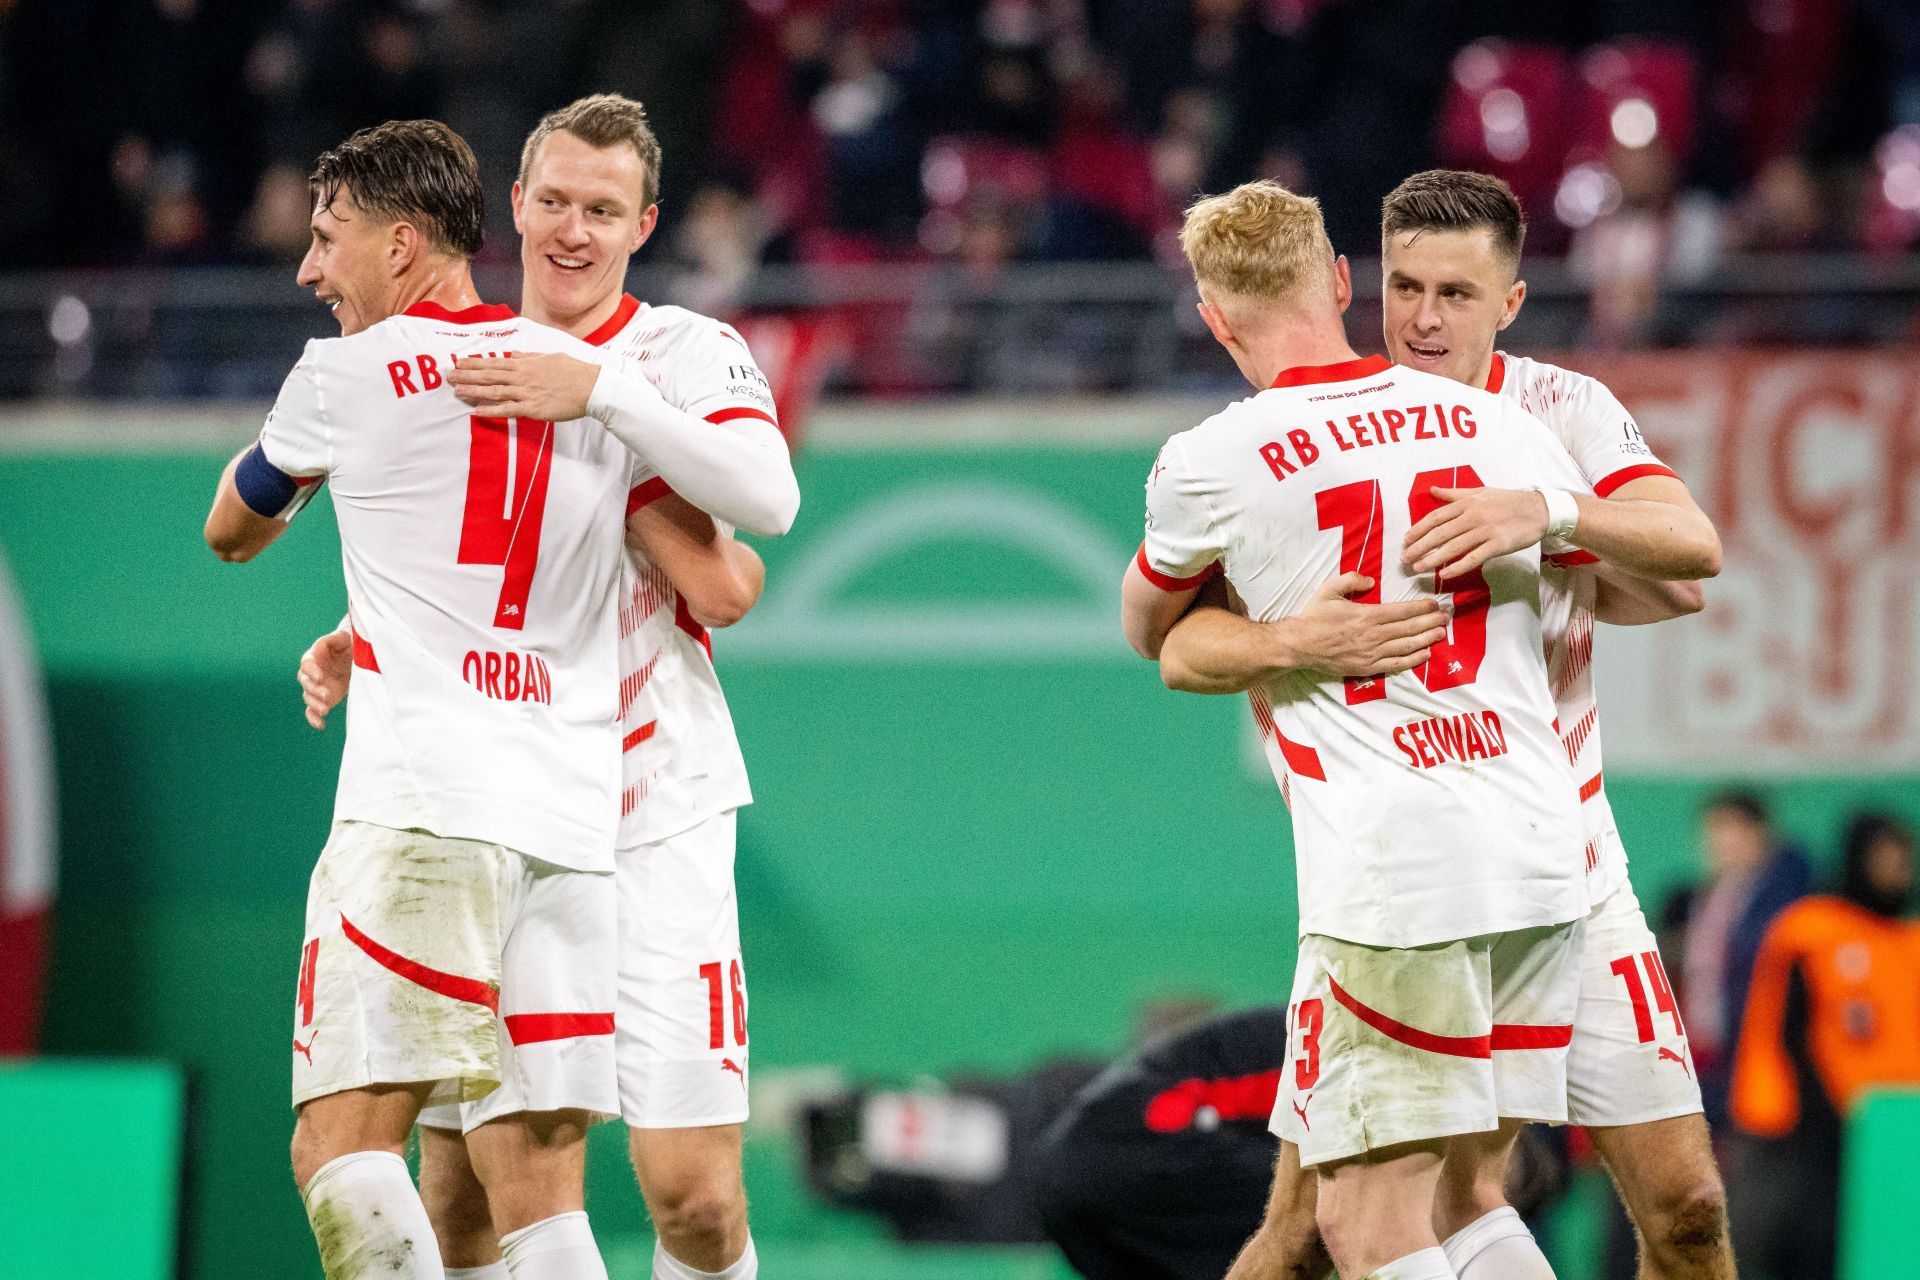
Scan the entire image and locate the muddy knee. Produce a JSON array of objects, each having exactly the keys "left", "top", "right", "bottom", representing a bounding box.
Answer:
[{"left": 1656, "top": 1186, "right": 1729, "bottom": 1261}]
